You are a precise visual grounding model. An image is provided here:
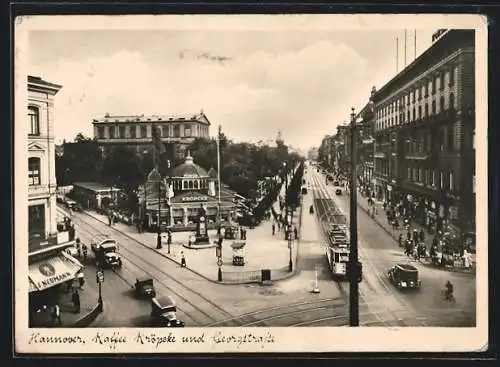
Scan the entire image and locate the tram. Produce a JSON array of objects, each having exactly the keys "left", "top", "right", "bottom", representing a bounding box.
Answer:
[{"left": 325, "top": 223, "right": 350, "bottom": 280}]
